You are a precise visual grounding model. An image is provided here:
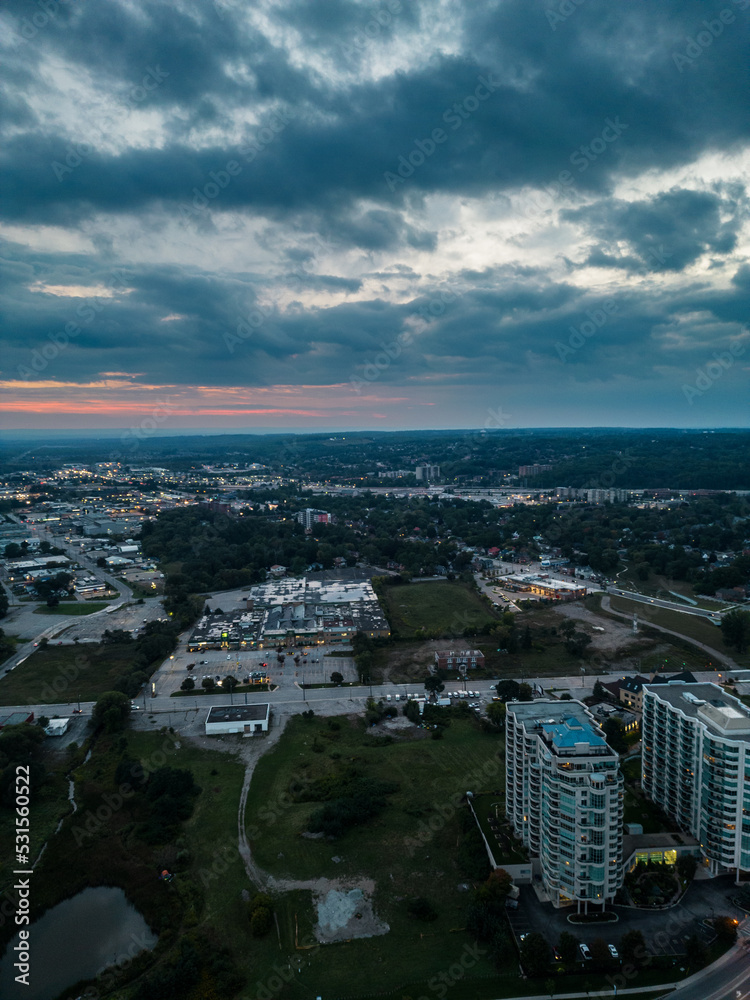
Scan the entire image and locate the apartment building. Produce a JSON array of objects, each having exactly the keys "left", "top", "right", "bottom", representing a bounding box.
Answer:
[
  {"left": 295, "top": 508, "right": 331, "bottom": 529},
  {"left": 506, "top": 701, "right": 624, "bottom": 910},
  {"left": 641, "top": 682, "right": 750, "bottom": 876},
  {"left": 434, "top": 649, "right": 485, "bottom": 671}
]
